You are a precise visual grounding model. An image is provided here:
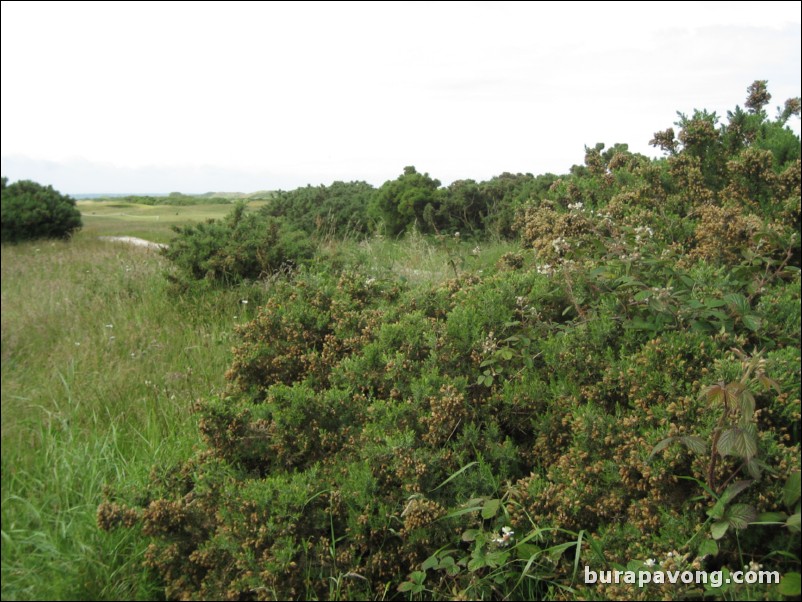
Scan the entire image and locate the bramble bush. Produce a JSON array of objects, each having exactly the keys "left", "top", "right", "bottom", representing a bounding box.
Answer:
[{"left": 100, "top": 82, "right": 800, "bottom": 600}]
